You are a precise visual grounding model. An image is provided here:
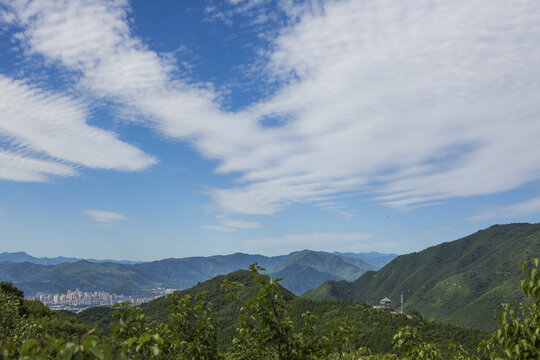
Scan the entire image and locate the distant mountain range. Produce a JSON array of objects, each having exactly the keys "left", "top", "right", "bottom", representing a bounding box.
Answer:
[
  {"left": 0, "top": 251, "right": 142, "bottom": 265},
  {"left": 0, "top": 250, "right": 396, "bottom": 296},
  {"left": 303, "top": 223, "right": 540, "bottom": 331}
]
